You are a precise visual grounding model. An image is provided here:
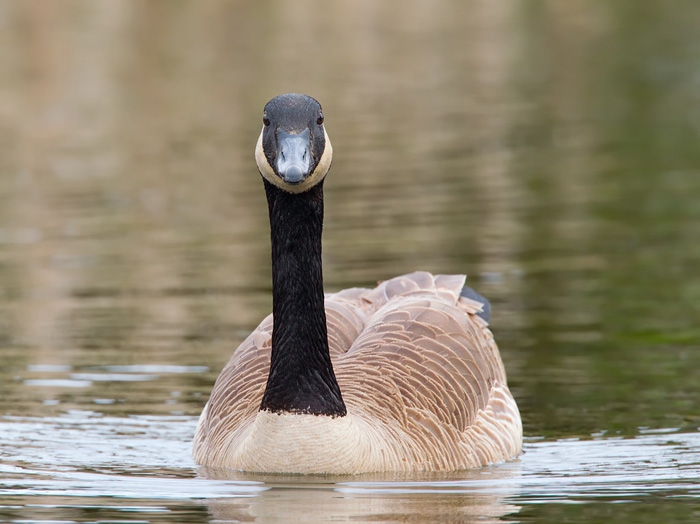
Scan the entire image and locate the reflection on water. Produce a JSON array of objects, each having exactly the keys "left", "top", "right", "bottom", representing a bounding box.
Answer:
[
  {"left": 2, "top": 408, "right": 699, "bottom": 522},
  {"left": 1, "top": 0, "right": 700, "bottom": 522}
]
